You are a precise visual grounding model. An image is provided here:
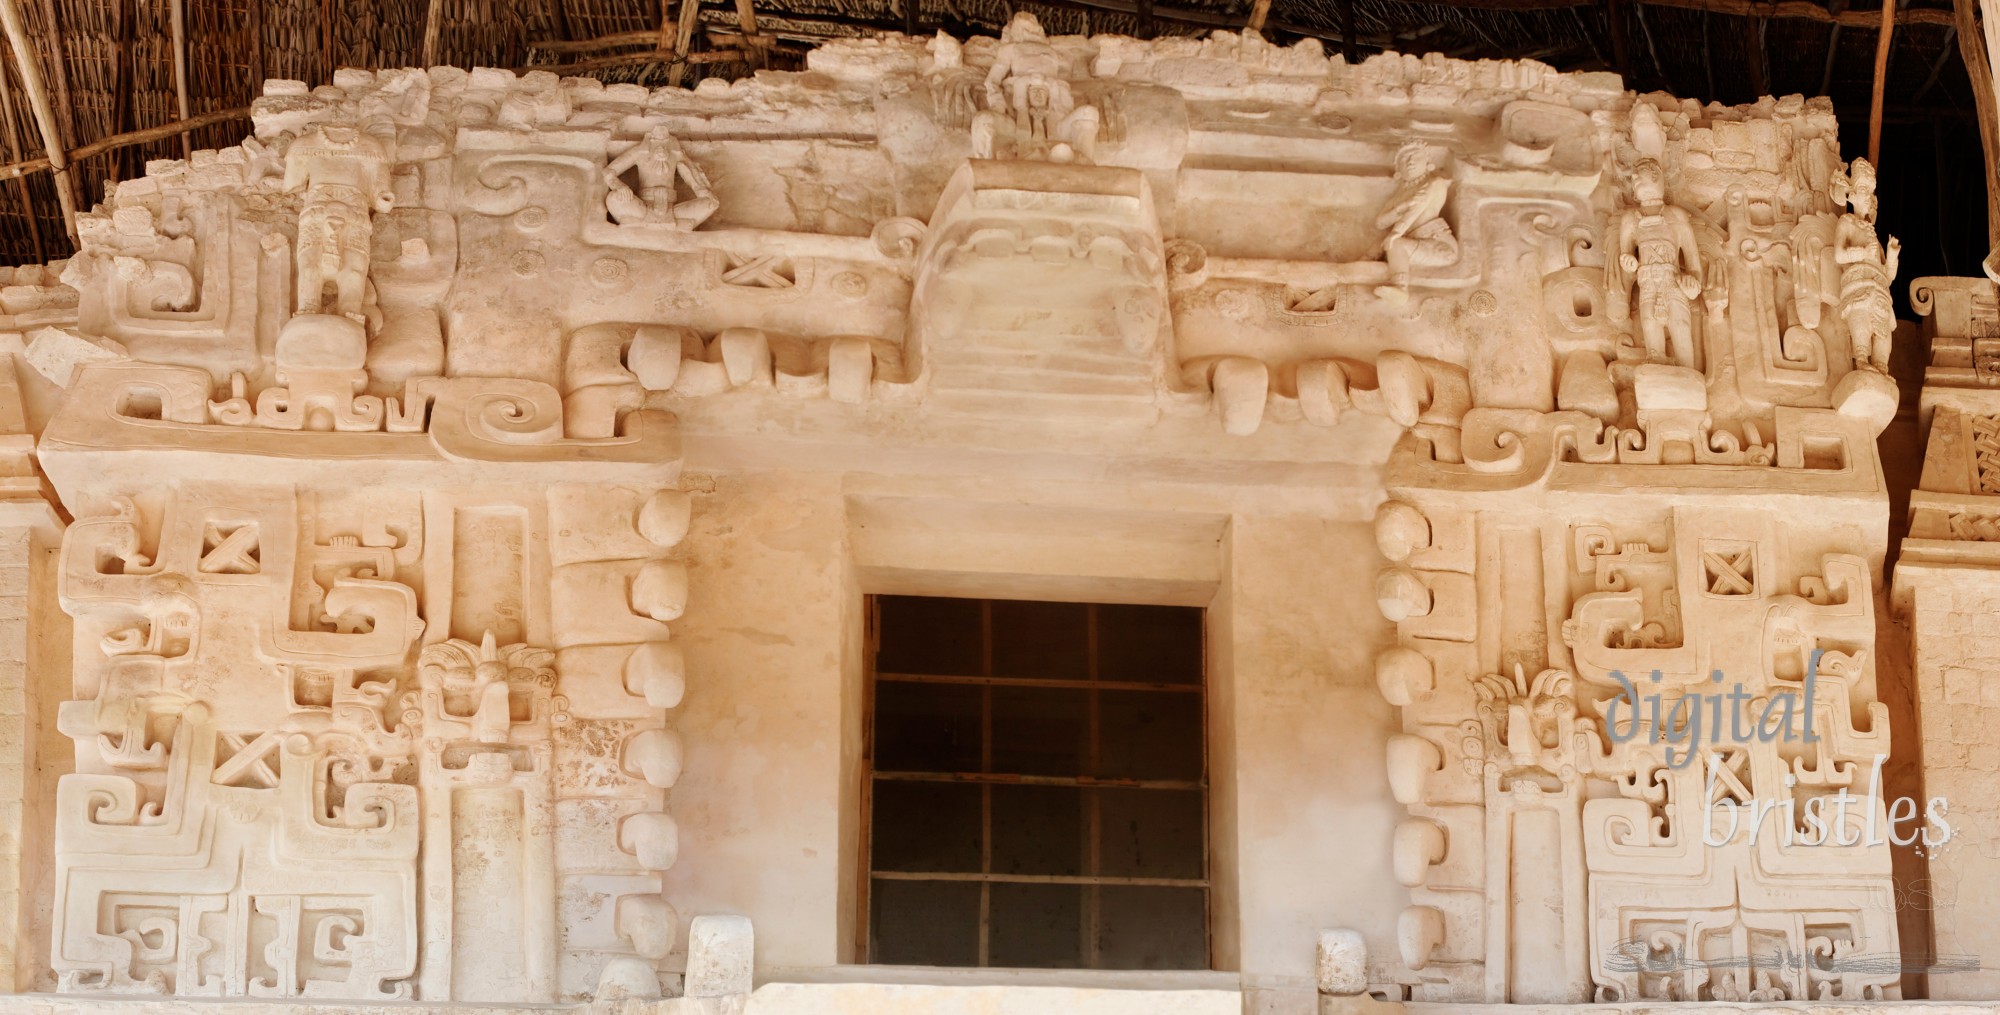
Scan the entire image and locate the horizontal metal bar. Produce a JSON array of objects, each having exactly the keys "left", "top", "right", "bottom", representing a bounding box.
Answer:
[
  {"left": 871, "top": 870, "right": 1208, "bottom": 888},
  {"left": 876, "top": 671, "right": 1200, "bottom": 693},
  {"left": 874, "top": 770, "right": 1203, "bottom": 790}
]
